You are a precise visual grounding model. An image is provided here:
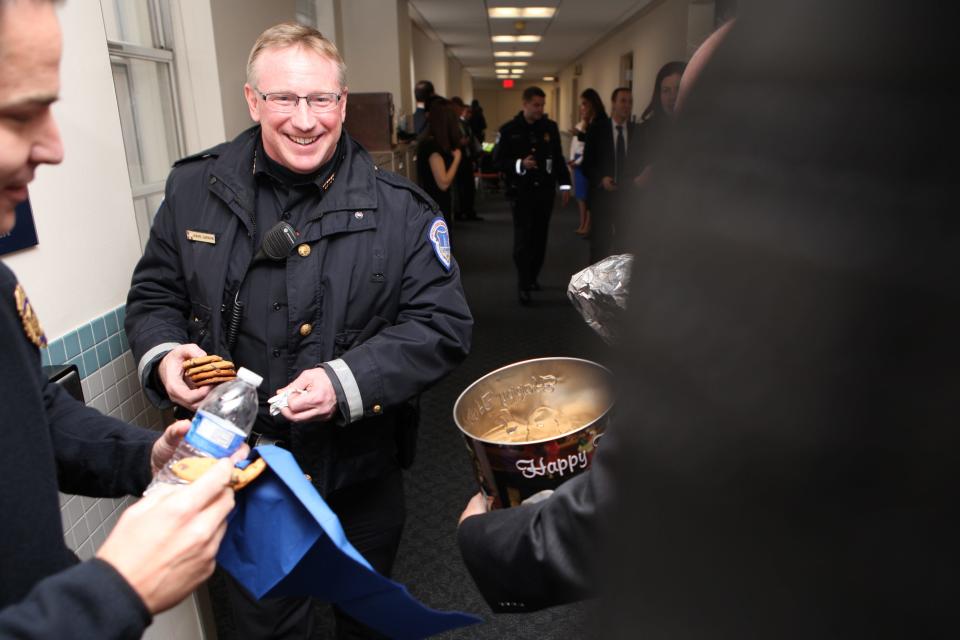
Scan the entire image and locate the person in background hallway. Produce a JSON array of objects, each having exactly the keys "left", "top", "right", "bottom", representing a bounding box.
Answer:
[
  {"left": 450, "top": 96, "right": 482, "bottom": 222},
  {"left": 0, "top": 1, "right": 238, "bottom": 637},
  {"left": 631, "top": 61, "right": 686, "bottom": 191},
  {"left": 568, "top": 88, "right": 607, "bottom": 237},
  {"left": 124, "top": 22, "right": 472, "bottom": 639},
  {"left": 580, "top": 86, "right": 636, "bottom": 263},
  {"left": 416, "top": 98, "right": 463, "bottom": 222},
  {"left": 412, "top": 80, "right": 434, "bottom": 137},
  {"left": 468, "top": 98, "right": 487, "bottom": 143},
  {"left": 461, "top": 0, "right": 956, "bottom": 634},
  {"left": 493, "top": 86, "right": 571, "bottom": 305}
]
